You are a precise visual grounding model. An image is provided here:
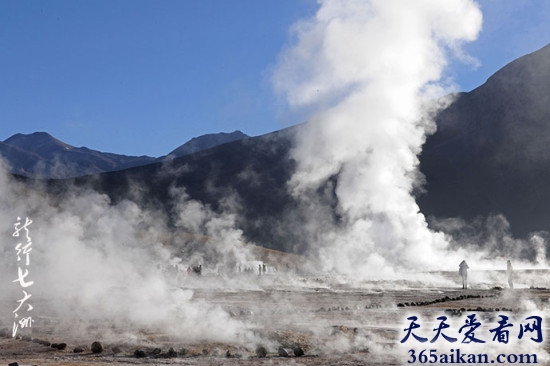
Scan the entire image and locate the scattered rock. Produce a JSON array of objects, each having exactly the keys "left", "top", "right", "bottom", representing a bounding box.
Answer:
[
  {"left": 167, "top": 347, "right": 177, "bottom": 357},
  {"left": 331, "top": 325, "right": 358, "bottom": 336},
  {"left": 134, "top": 349, "right": 146, "bottom": 358},
  {"left": 37, "top": 339, "right": 51, "bottom": 347},
  {"left": 256, "top": 346, "right": 267, "bottom": 358},
  {"left": 179, "top": 348, "right": 188, "bottom": 356},
  {"left": 56, "top": 343, "right": 67, "bottom": 350},
  {"left": 112, "top": 346, "right": 122, "bottom": 354},
  {"left": 22, "top": 335, "right": 32, "bottom": 341},
  {"left": 278, "top": 346, "right": 291, "bottom": 357},
  {"left": 8, "top": 362, "right": 19, "bottom": 366},
  {"left": 212, "top": 349, "right": 221, "bottom": 357},
  {"left": 293, "top": 346, "right": 305, "bottom": 357},
  {"left": 91, "top": 341, "right": 103, "bottom": 354},
  {"left": 152, "top": 348, "right": 162, "bottom": 355},
  {"left": 50, "top": 343, "right": 58, "bottom": 349},
  {"left": 73, "top": 347, "right": 84, "bottom": 353}
]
